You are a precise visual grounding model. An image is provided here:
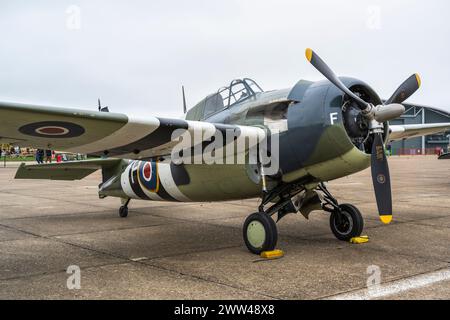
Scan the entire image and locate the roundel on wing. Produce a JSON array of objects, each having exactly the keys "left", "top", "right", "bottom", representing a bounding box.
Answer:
[{"left": 18, "top": 121, "right": 85, "bottom": 138}]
